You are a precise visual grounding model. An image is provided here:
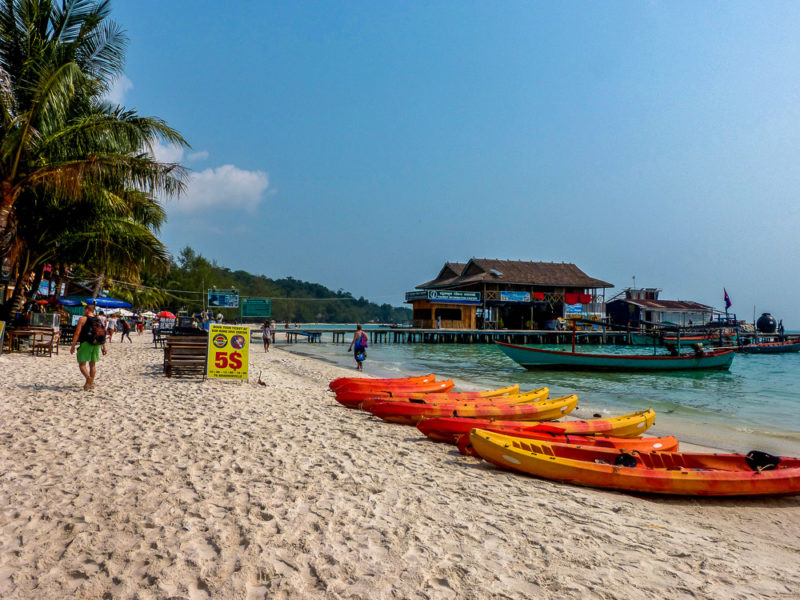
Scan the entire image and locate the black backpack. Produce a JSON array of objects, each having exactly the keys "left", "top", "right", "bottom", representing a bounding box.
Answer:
[{"left": 85, "top": 316, "right": 107, "bottom": 345}]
